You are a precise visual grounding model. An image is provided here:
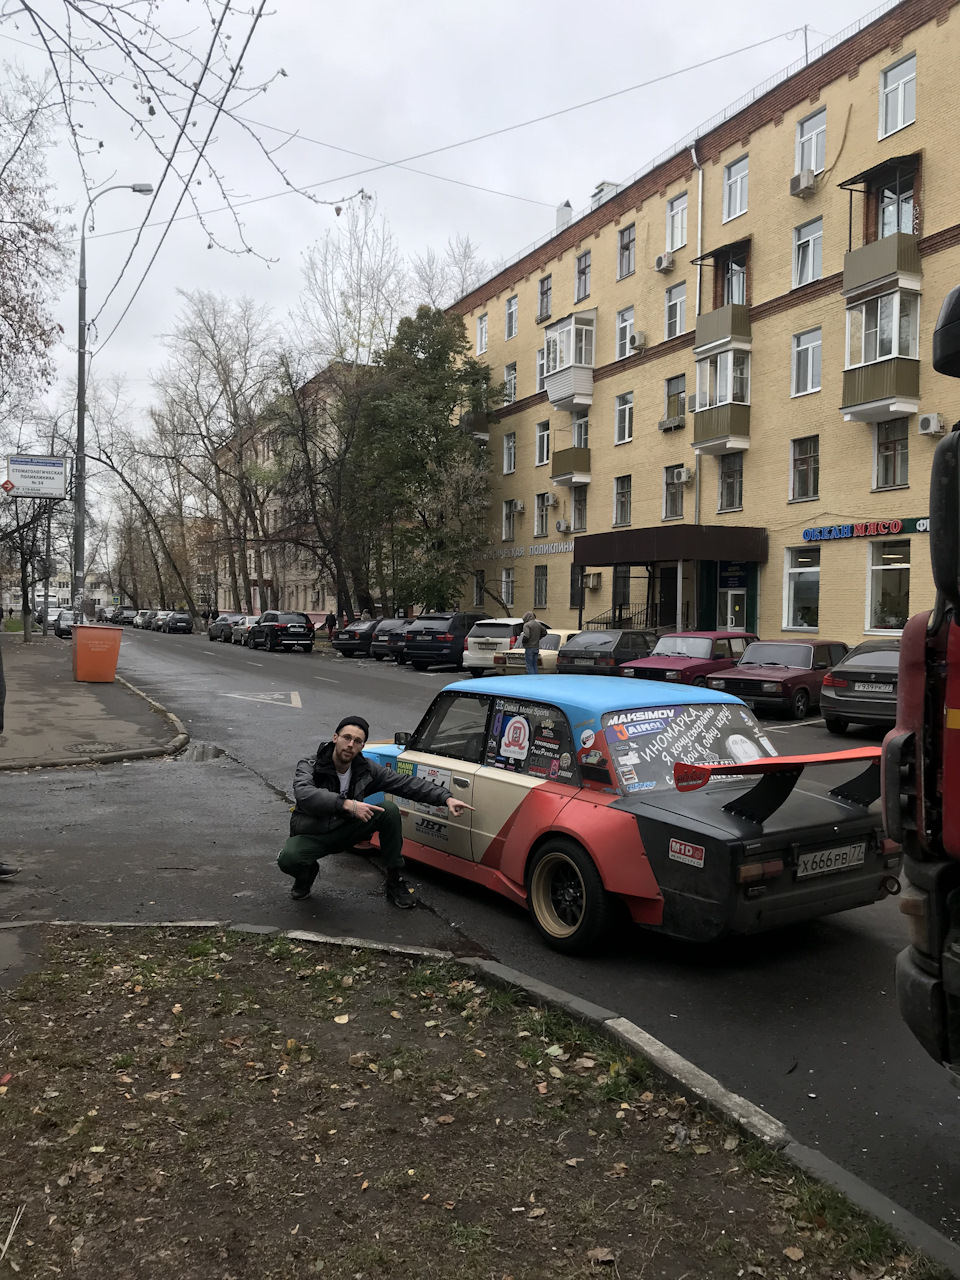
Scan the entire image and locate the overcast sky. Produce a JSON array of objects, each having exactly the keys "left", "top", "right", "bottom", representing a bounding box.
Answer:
[{"left": 2, "top": 0, "right": 897, "bottom": 419}]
